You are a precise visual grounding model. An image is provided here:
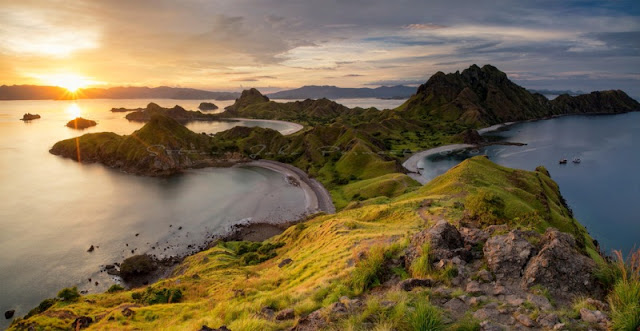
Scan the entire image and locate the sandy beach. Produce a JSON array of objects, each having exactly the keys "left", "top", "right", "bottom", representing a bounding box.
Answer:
[
  {"left": 229, "top": 118, "right": 304, "bottom": 135},
  {"left": 402, "top": 144, "right": 475, "bottom": 184},
  {"left": 235, "top": 159, "right": 336, "bottom": 215}
]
